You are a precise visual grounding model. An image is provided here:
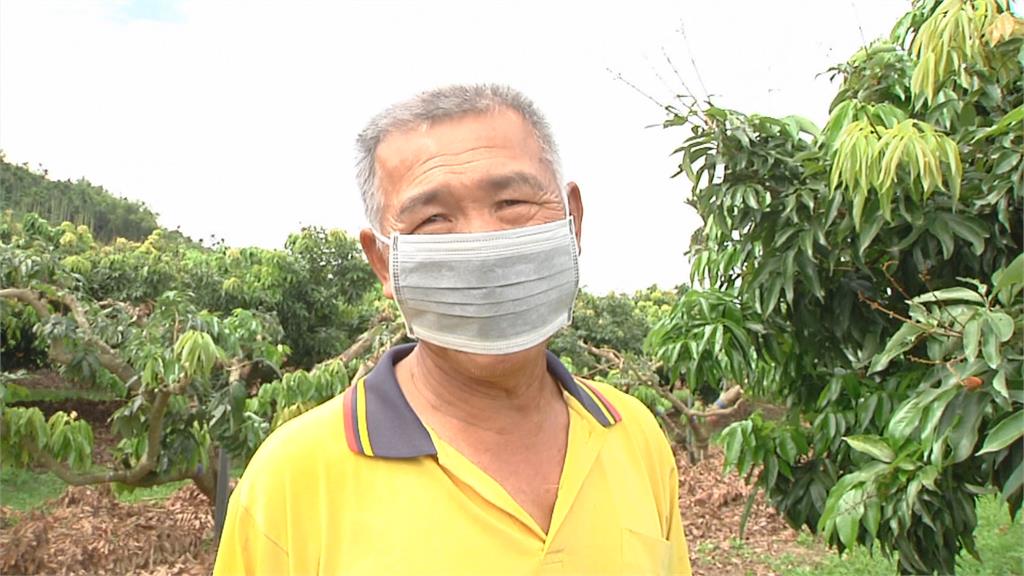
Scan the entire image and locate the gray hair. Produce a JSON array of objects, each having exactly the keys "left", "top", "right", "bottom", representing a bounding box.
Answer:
[{"left": 355, "top": 84, "right": 563, "bottom": 230}]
